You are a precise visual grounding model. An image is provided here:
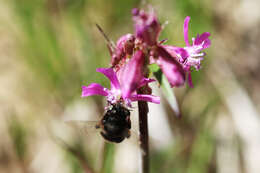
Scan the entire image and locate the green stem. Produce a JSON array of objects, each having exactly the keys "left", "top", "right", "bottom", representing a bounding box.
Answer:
[{"left": 101, "top": 143, "right": 115, "bottom": 173}]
